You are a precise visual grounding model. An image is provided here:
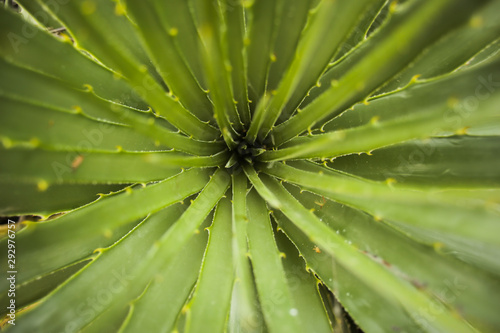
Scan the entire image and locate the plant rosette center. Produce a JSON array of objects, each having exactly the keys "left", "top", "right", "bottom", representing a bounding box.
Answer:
[{"left": 225, "top": 137, "right": 266, "bottom": 171}]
